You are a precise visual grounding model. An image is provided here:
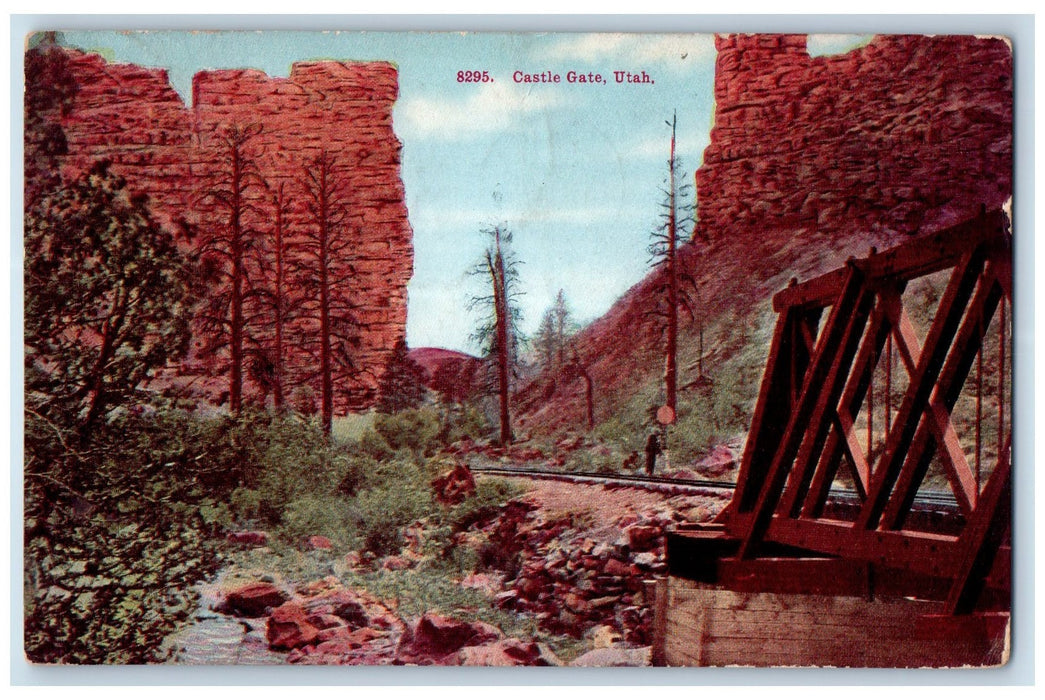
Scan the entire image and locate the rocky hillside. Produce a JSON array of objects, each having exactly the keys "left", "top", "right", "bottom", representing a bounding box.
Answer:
[{"left": 515, "top": 34, "right": 1012, "bottom": 443}]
